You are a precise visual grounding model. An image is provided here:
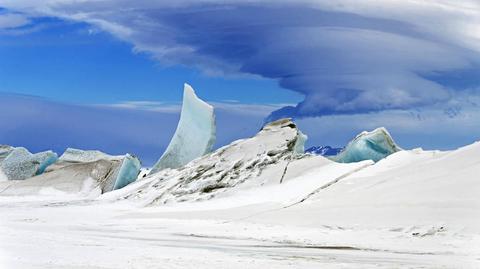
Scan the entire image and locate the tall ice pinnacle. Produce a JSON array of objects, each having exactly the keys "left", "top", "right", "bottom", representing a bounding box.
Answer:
[{"left": 150, "top": 83, "right": 216, "bottom": 174}]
